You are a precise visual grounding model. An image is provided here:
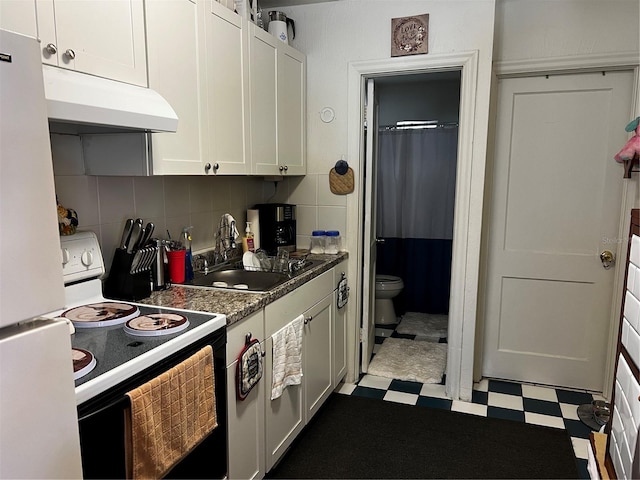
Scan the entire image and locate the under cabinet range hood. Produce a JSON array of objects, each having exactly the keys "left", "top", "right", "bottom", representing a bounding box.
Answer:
[{"left": 42, "top": 65, "right": 178, "bottom": 132}]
